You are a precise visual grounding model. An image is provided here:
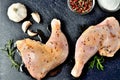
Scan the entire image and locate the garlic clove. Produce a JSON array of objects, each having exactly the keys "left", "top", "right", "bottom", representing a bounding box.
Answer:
[
  {"left": 22, "top": 21, "right": 32, "bottom": 33},
  {"left": 31, "top": 12, "right": 41, "bottom": 23},
  {"left": 27, "top": 30, "right": 37, "bottom": 37}
]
